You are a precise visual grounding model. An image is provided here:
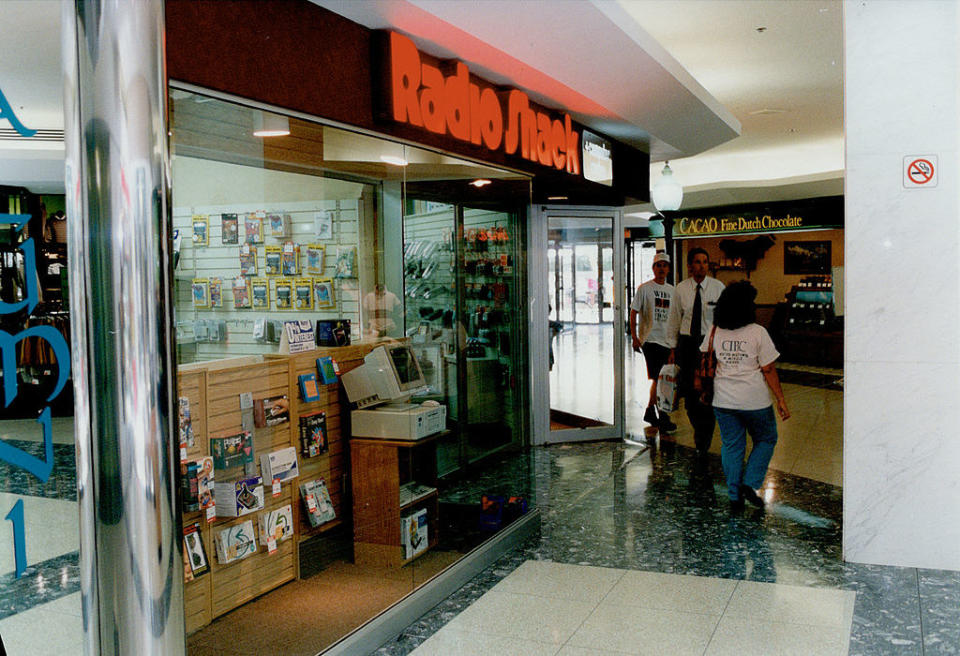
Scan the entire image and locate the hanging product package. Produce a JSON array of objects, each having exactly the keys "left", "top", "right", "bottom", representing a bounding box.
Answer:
[{"left": 656, "top": 364, "right": 681, "bottom": 415}]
